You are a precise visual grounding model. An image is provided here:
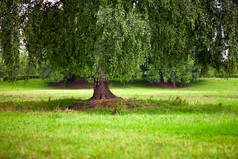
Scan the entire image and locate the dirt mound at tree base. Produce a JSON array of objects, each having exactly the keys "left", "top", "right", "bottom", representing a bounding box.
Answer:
[
  {"left": 49, "top": 80, "right": 93, "bottom": 89},
  {"left": 67, "top": 99, "right": 147, "bottom": 110}
]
